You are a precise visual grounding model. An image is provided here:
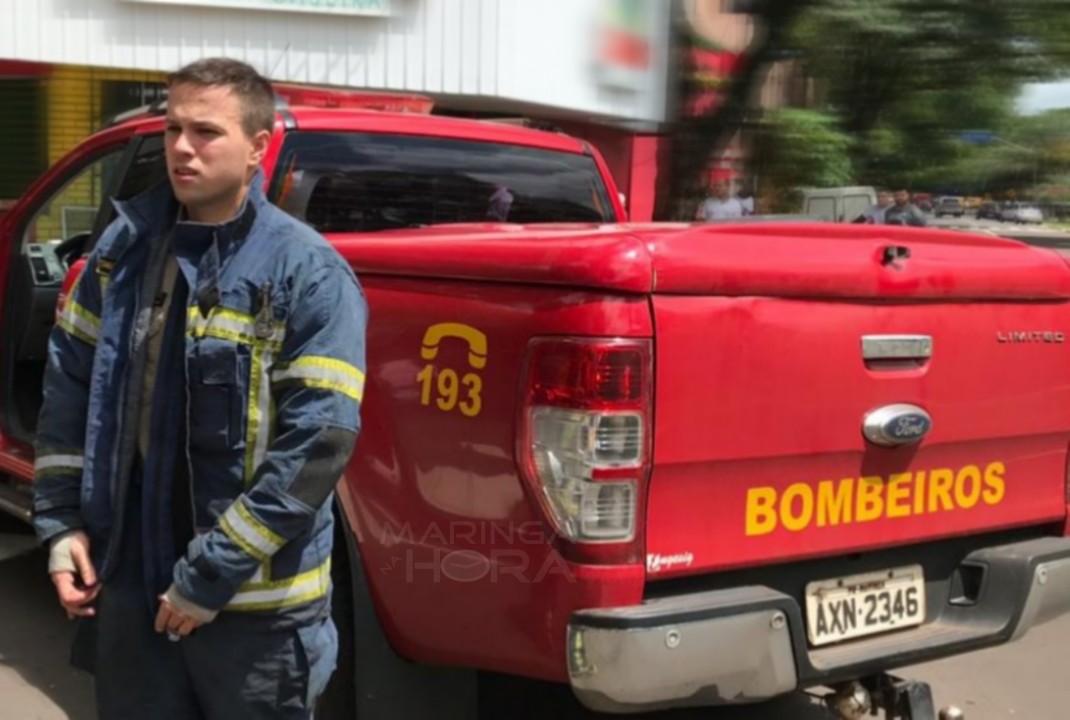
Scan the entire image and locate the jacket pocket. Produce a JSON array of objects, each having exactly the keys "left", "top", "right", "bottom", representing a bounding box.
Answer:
[{"left": 189, "top": 339, "right": 248, "bottom": 452}]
